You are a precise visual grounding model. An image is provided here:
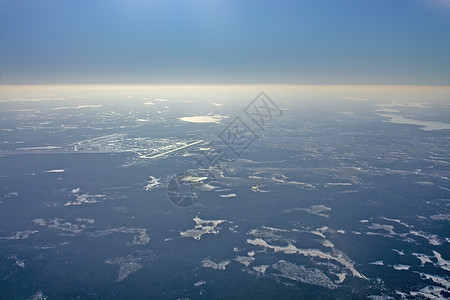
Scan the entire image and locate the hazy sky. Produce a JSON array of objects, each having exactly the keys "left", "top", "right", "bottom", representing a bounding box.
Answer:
[{"left": 1, "top": 0, "right": 449, "bottom": 85}]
